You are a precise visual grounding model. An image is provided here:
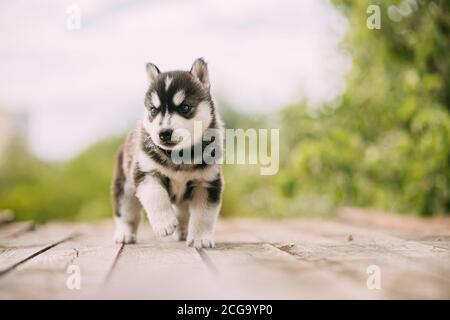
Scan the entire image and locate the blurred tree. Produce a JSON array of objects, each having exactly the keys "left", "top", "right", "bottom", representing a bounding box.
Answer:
[
  {"left": 275, "top": 0, "right": 450, "bottom": 215},
  {"left": 0, "top": 135, "right": 122, "bottom": 221}
]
